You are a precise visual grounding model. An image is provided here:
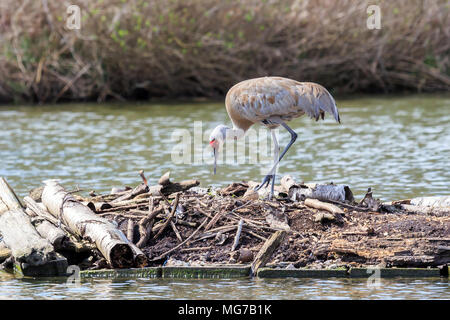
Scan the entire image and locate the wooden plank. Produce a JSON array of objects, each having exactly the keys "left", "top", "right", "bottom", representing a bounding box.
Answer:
[{"left": 250, "top": 230, "right": 286, "bottom": 276}]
